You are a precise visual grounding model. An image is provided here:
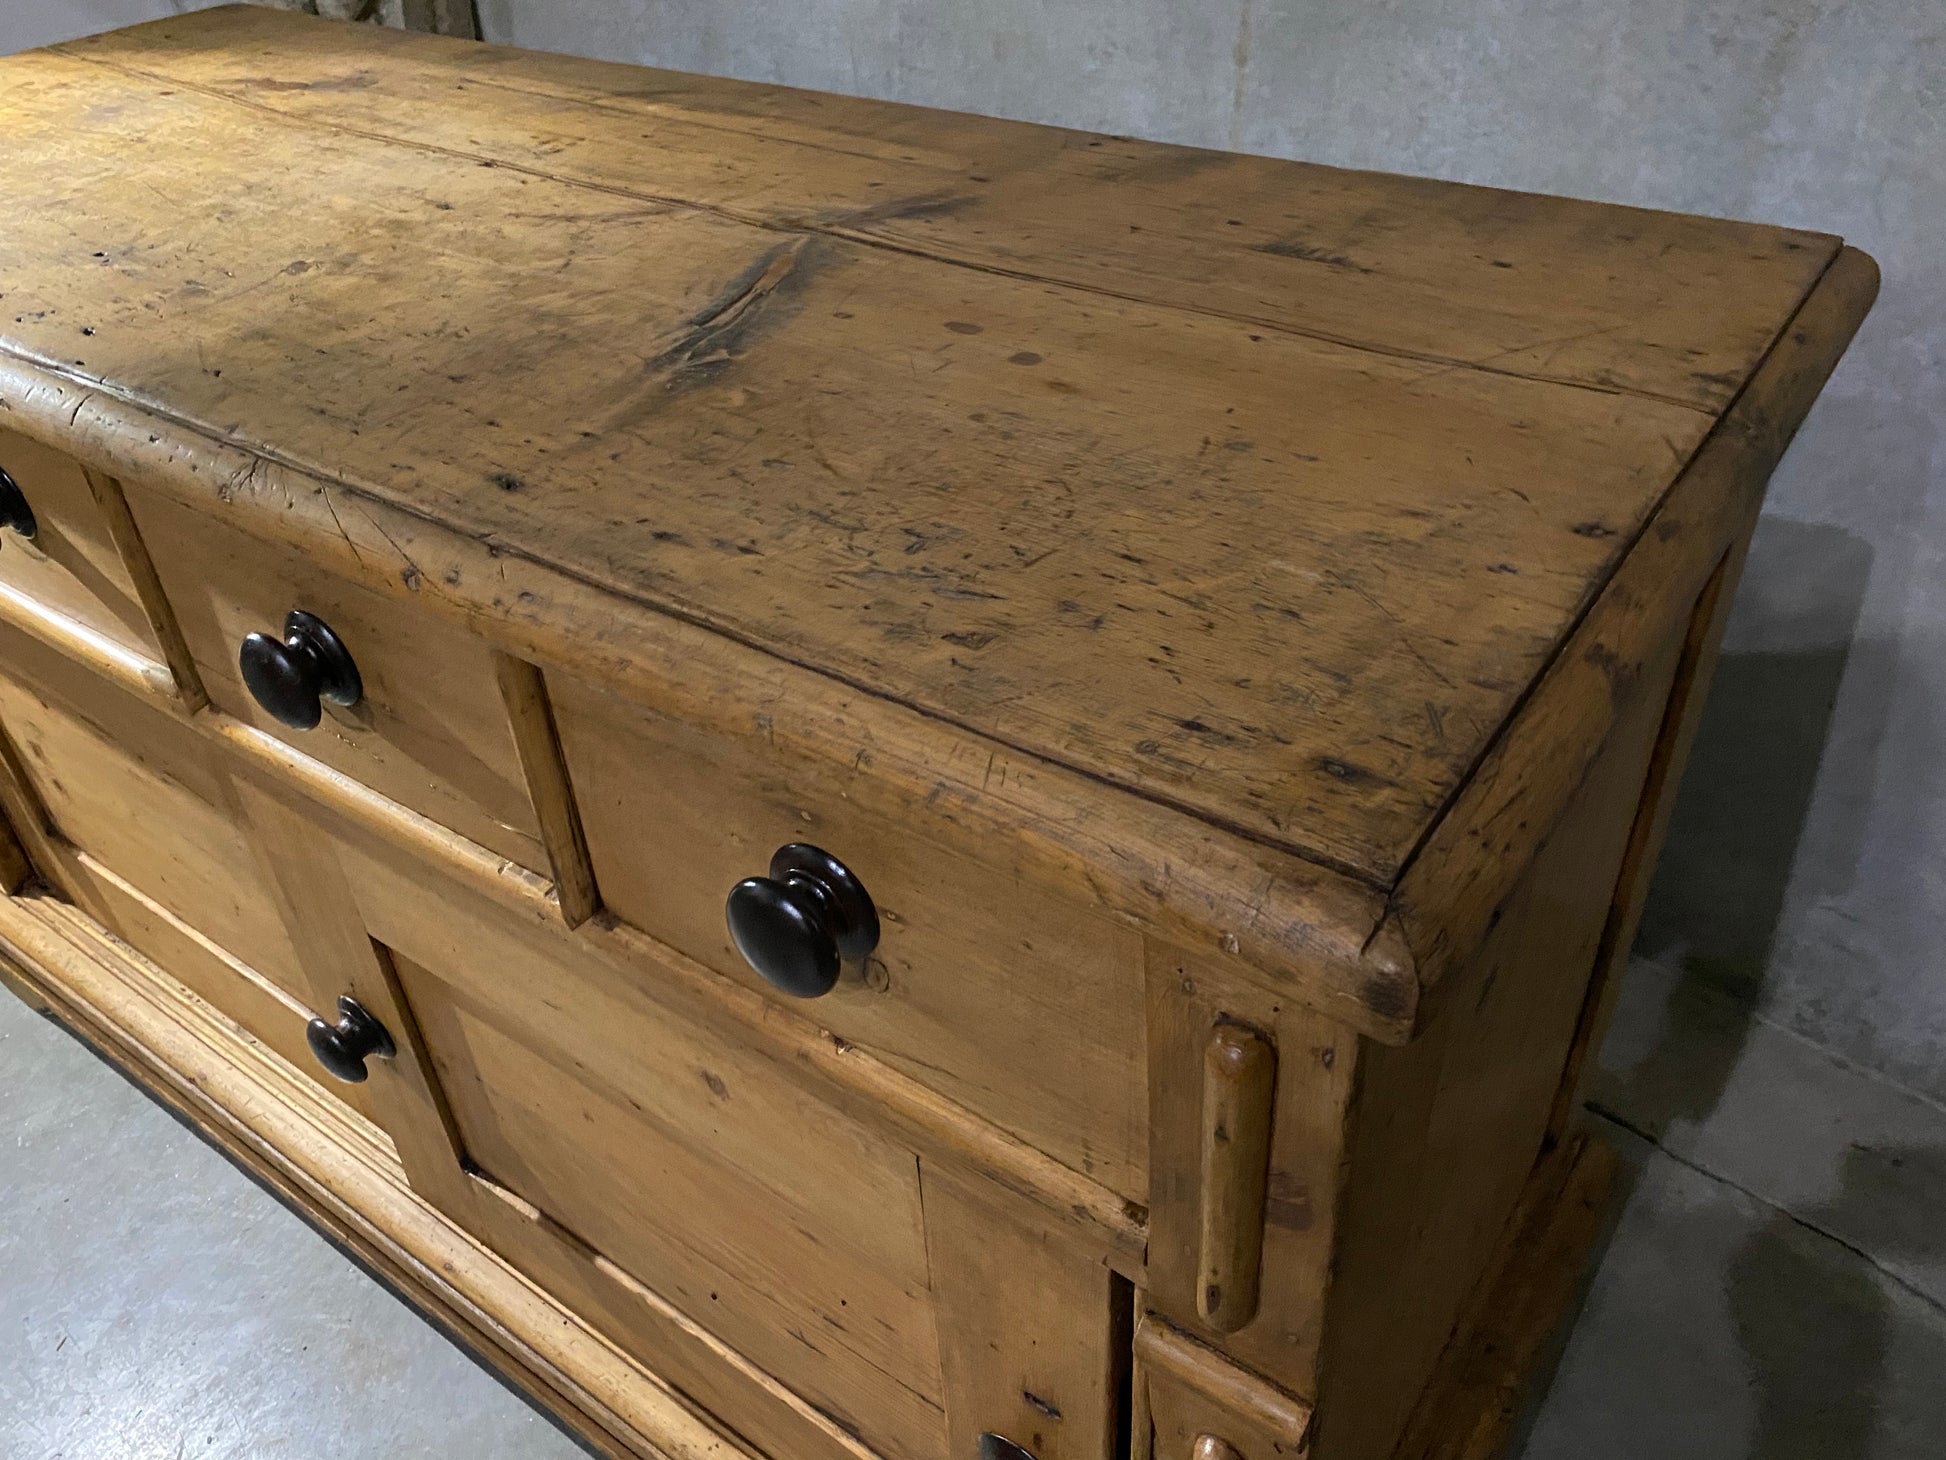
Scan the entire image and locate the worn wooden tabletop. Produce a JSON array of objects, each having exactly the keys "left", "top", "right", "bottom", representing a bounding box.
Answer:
[{"left": 0, "top": 5, "right": 1843, "bottom": 891}]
